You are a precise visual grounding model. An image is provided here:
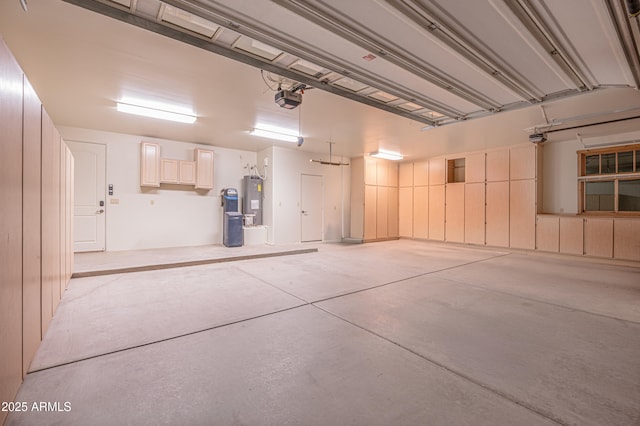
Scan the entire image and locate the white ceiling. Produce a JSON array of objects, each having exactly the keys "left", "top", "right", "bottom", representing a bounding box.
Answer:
[{"left": 0, "top": 0, "right": 639, "bottom": 159}]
